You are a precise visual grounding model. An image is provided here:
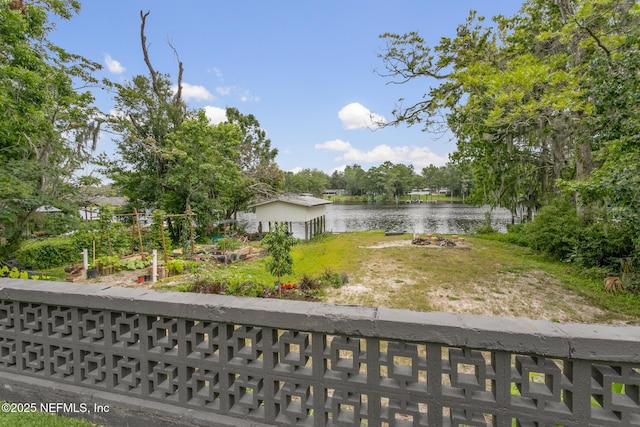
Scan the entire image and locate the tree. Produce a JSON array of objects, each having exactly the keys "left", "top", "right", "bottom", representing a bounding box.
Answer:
[
  {"left": 377, "top": 0, "right": 639, "bottom": 221},
  {"left": 343, "top": 164, "right": 366, "bottom": 196},
  {"left": 283, "top": 169, "right": 330, "bottom": 196},
  {"left": 224, "top": 107, "right": 283, "bottom": 218},
  {"left": 421, "top": 165, "right": 444, "bottom": 201},
  {"left": 0, "top": 0, "right": 101, "bottom": 259},
  {"left": 329, "top": 170, "right": 346, "bottom": 191},
  {"left": 261, "top": 222, "right": 295, "bottom": 294},
  {"left": 388, "top": 163, "right": 415, "bottom": 198},
  {"left": 104, "top": 11, "right": 244, "bottom": 242}
]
